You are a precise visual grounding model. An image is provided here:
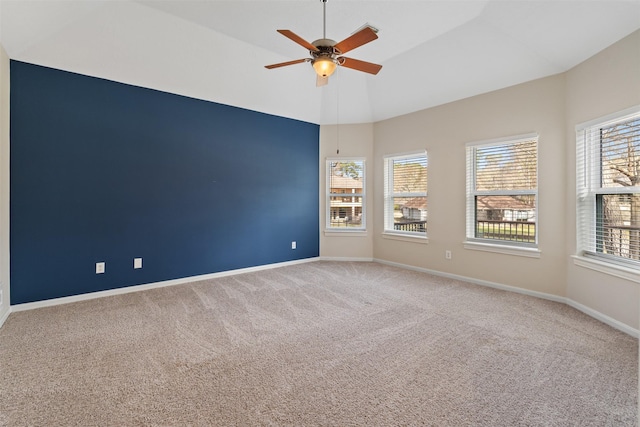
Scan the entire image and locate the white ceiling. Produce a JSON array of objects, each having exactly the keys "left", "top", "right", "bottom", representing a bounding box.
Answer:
[{"left": 1, "top": 0, "right": 639, "bottom": 125}]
